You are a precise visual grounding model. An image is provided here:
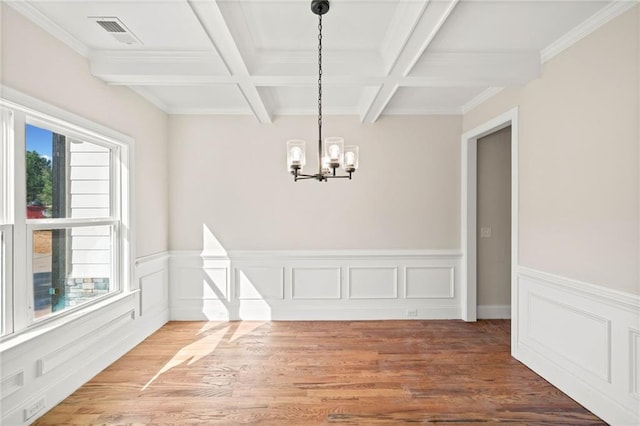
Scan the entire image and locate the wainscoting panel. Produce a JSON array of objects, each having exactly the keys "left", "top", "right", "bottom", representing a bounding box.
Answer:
[
  {"left": 169, "top": 252, "right": 230, "bottom": 320},
  {"left": 515, "top": 267, "right": 640, "bottom": 426},
  {"left": 0, "top": 370, "right": 24, "bottom": 400},
  {"left": 140, "top": 270, "right": 167, "bottom": 316},
  {"left": 348, "top": 267, "right": 397, "bottom": 299},
  {"left": 527, "top": 293, "right": 610, "bottom": 382},
  {"left": 405, "top": 266, "right": 454, "bottom": 298},
  {"left": 204, "top": 268, "right": 228, "bottom": 299},
  {"left": 1, "top": 252, "right": 170, "bottom": 425},
  {"left": 169, "top": 250, "right": 462, "bottom": 321},
  {"left": 292, "top": 267, "right": 341, "bottom": 299},
  {"left": 631, "top": 328, "right": 640, "bottom": 399},
  {"left": 235, "top": 267, "right": 284, "bottom": 300},
  {"left": 37, "top": 310, "right": 135, "bottom": 377}
]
